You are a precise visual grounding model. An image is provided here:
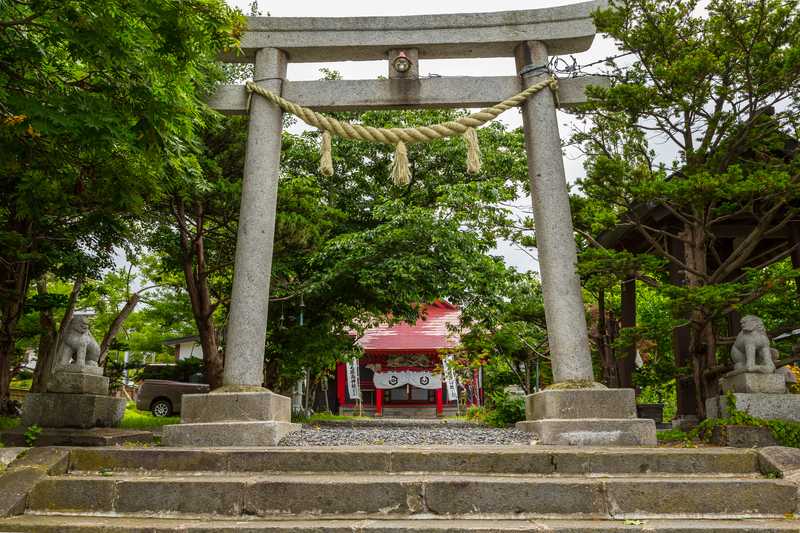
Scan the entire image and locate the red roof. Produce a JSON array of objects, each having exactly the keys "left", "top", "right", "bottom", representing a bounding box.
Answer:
[{"left": 356, "top": 301, "right": 461, "bottom": 354}]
